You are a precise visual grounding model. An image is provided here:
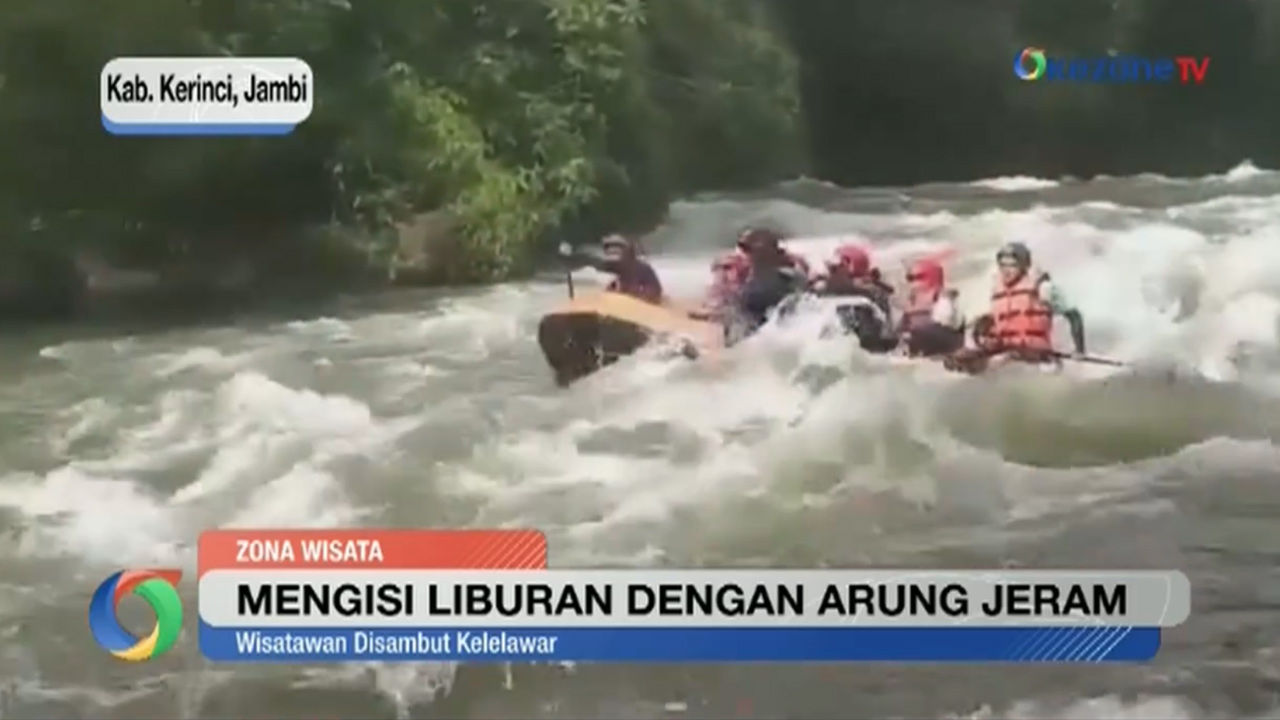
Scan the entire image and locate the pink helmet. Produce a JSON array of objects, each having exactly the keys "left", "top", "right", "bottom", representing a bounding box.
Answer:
[
  {"left": 908, "top": 258, "right": 945, "bottom": 288},
  {"left": 831, "top": 244, "right": 871, "bottom": 276}
]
